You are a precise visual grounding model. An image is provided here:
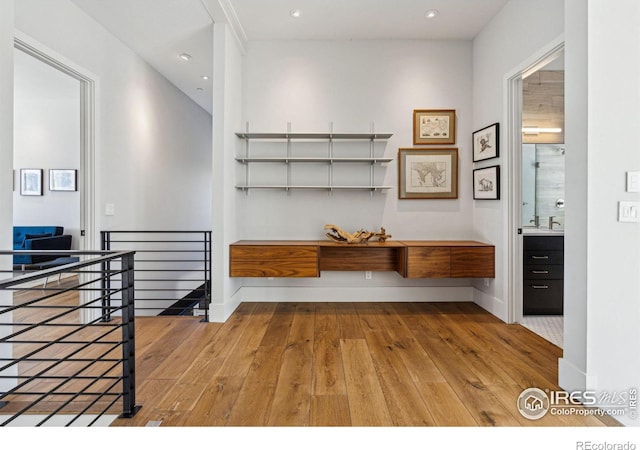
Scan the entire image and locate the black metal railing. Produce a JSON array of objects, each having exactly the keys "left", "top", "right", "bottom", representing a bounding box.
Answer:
[
  {"left": 101, "top": 231, "right": 211, "bottom": 322},
  {"left": 0, "top": 250, "right": 139, "bottom": 426}
]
